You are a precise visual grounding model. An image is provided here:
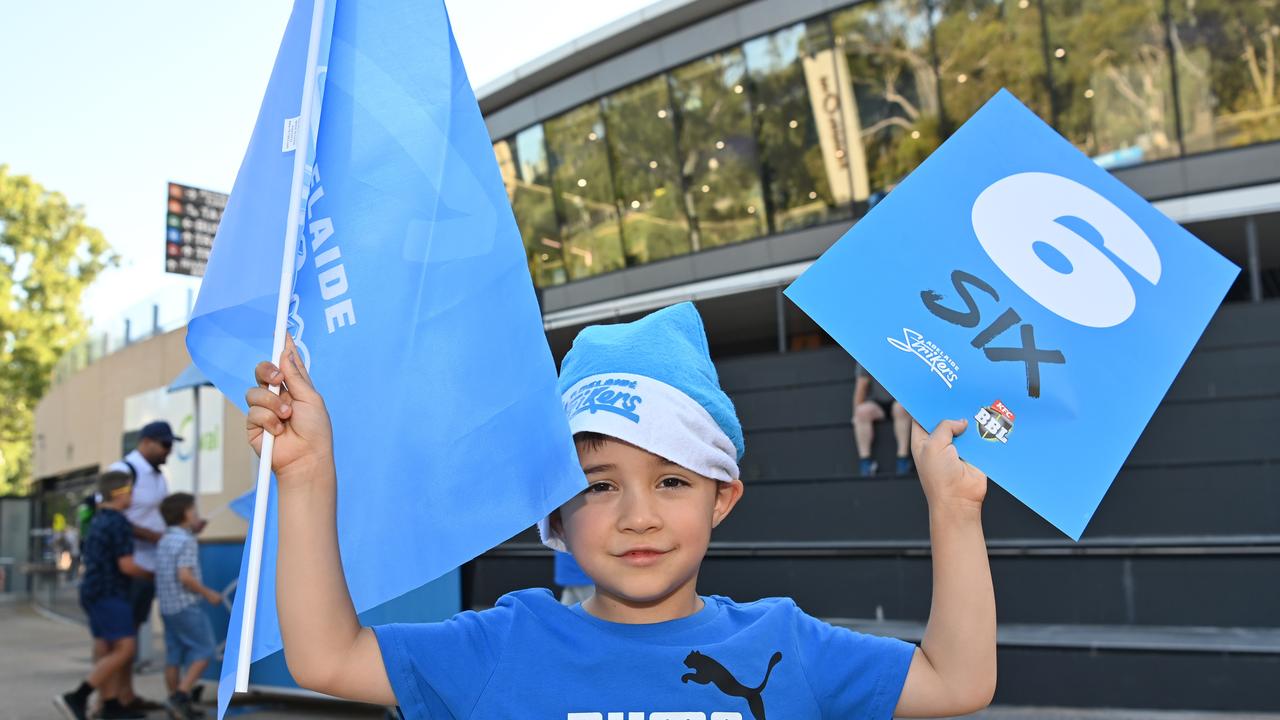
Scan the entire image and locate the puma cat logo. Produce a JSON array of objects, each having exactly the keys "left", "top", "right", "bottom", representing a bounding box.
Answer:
[{"left": 680, "top": 651, "right": 783, "bottom": 720}]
